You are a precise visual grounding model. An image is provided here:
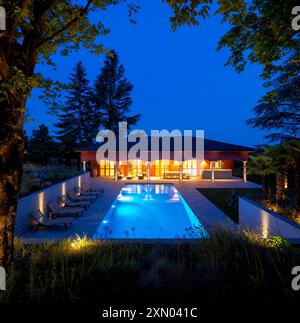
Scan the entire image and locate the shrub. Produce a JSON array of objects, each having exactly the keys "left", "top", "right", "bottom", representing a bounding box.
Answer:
[{"left": 1, "top": 229, "right": 300, "bottom": 305}]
